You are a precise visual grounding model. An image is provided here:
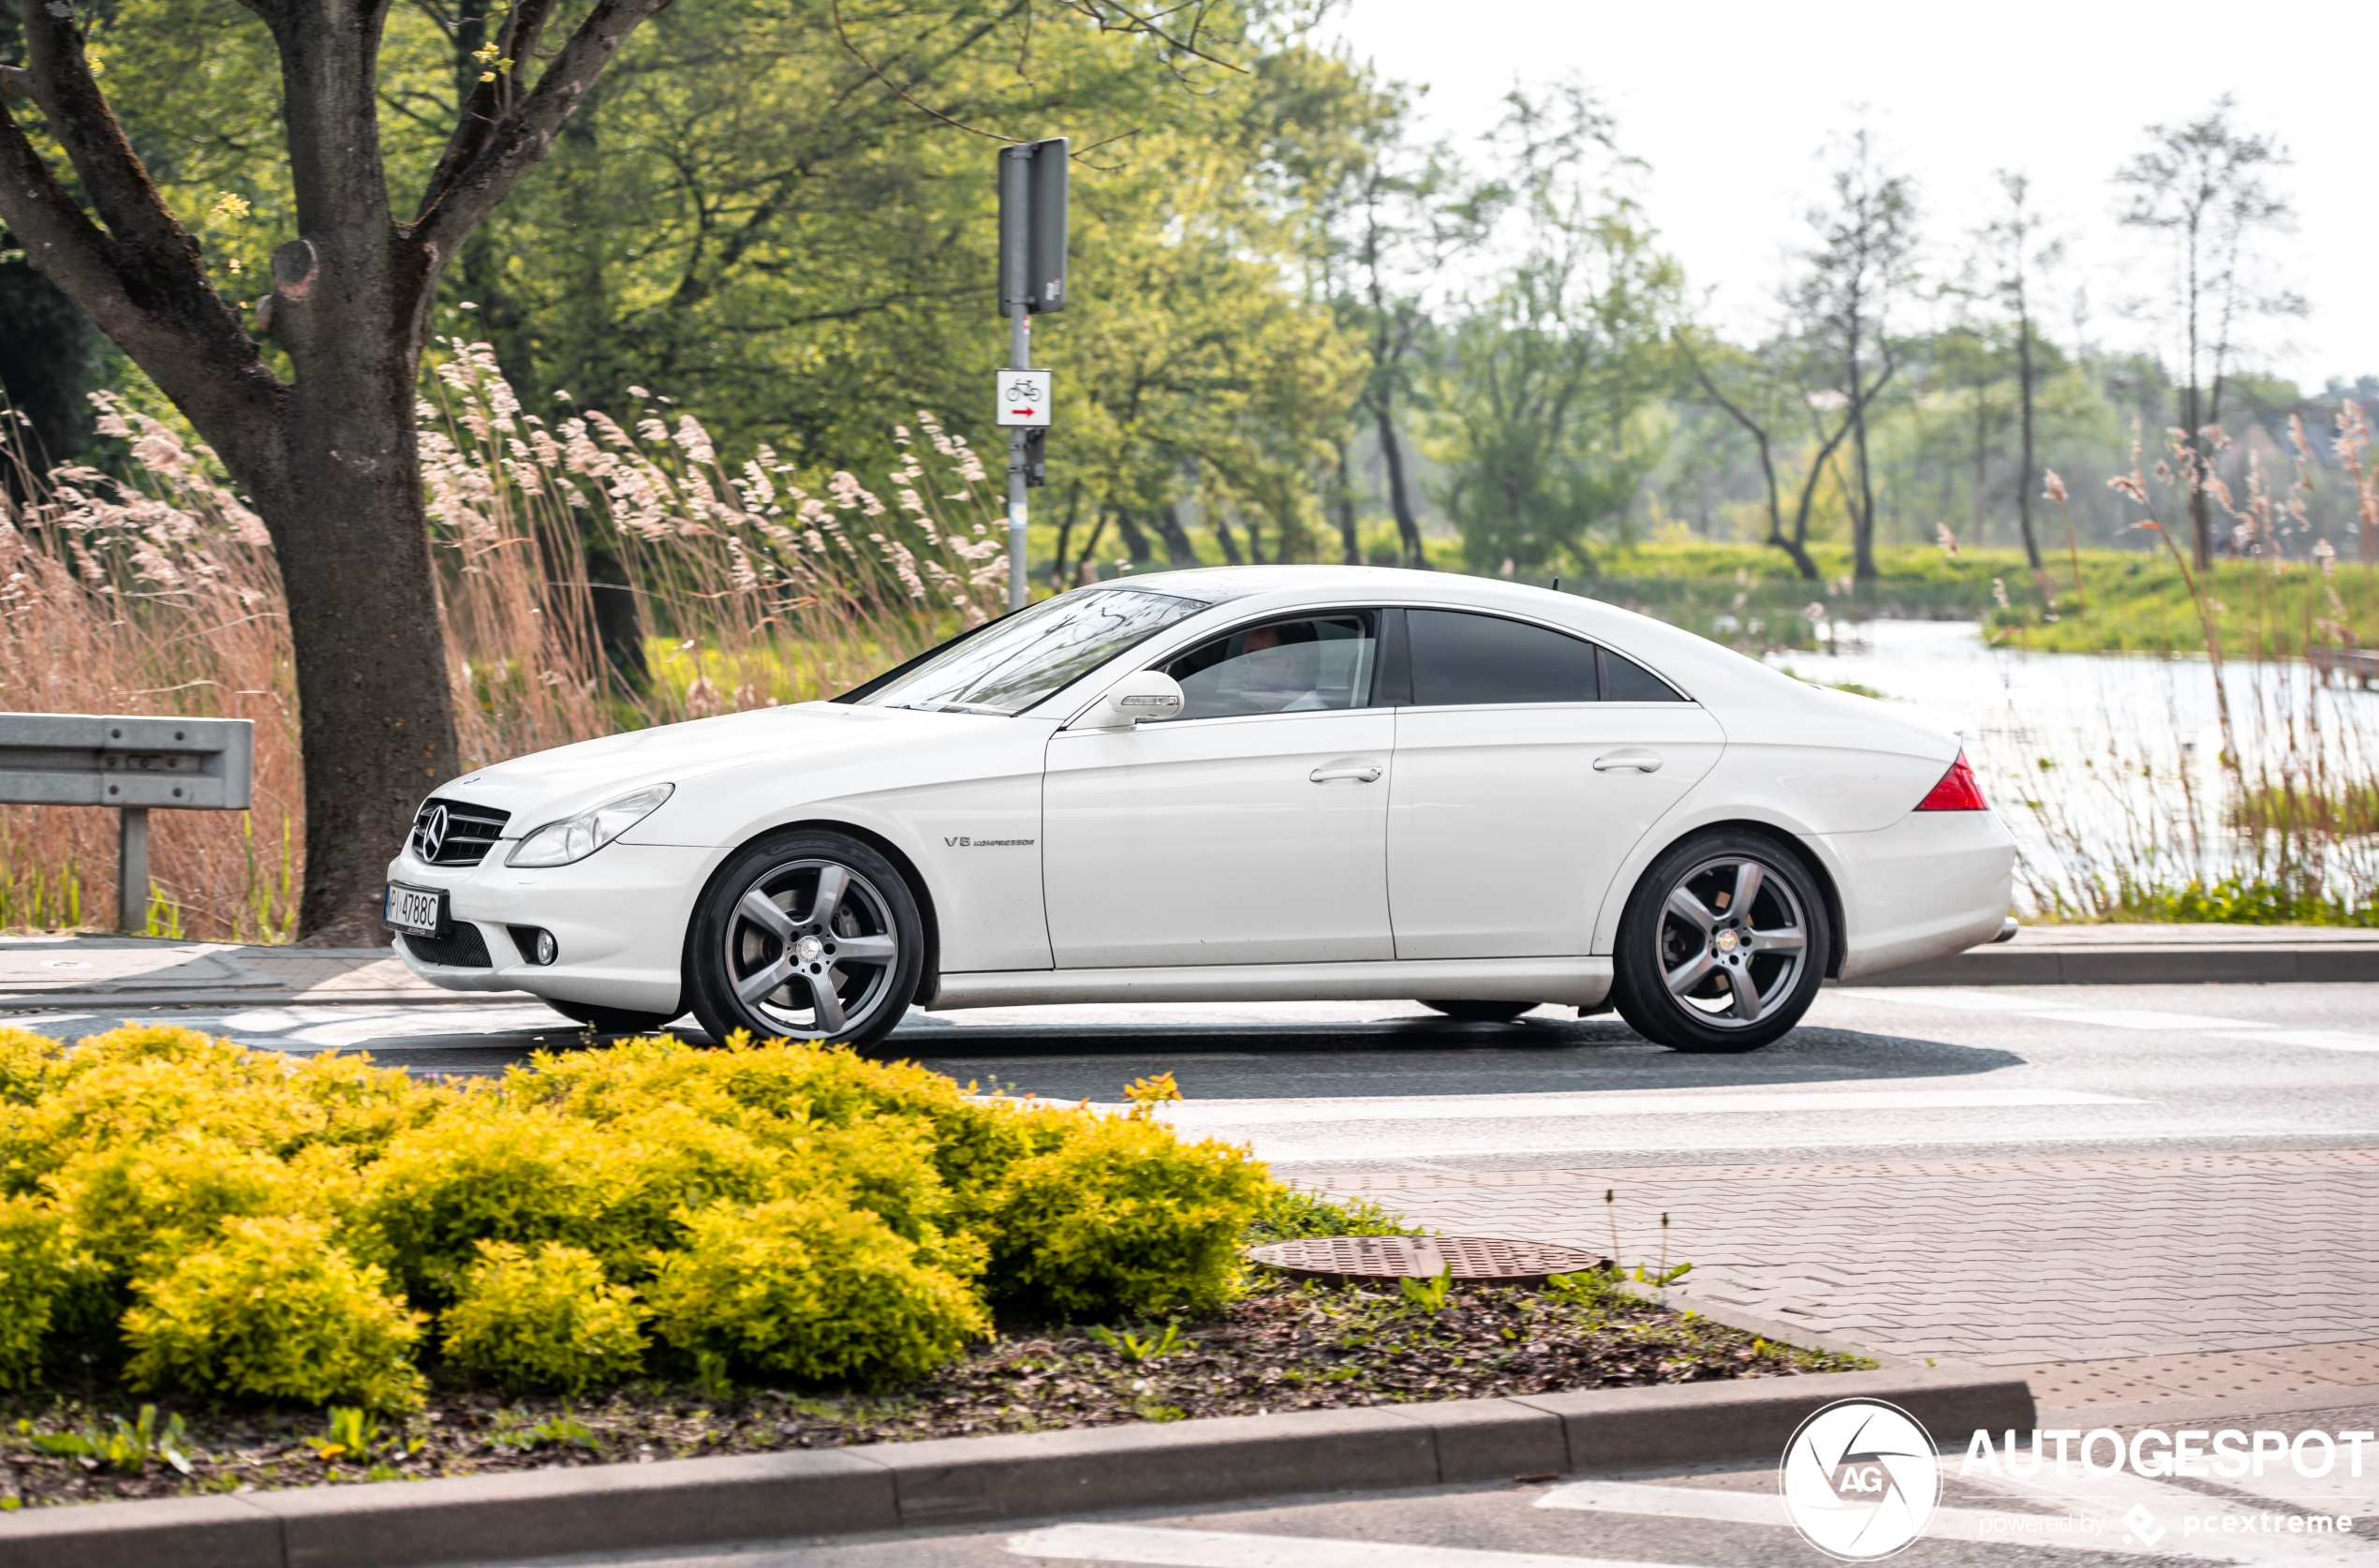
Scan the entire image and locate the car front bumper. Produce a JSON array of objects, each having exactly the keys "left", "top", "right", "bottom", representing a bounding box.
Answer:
[{"left": 384, "top": 841, "right": 720, "bottom": 1016}]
